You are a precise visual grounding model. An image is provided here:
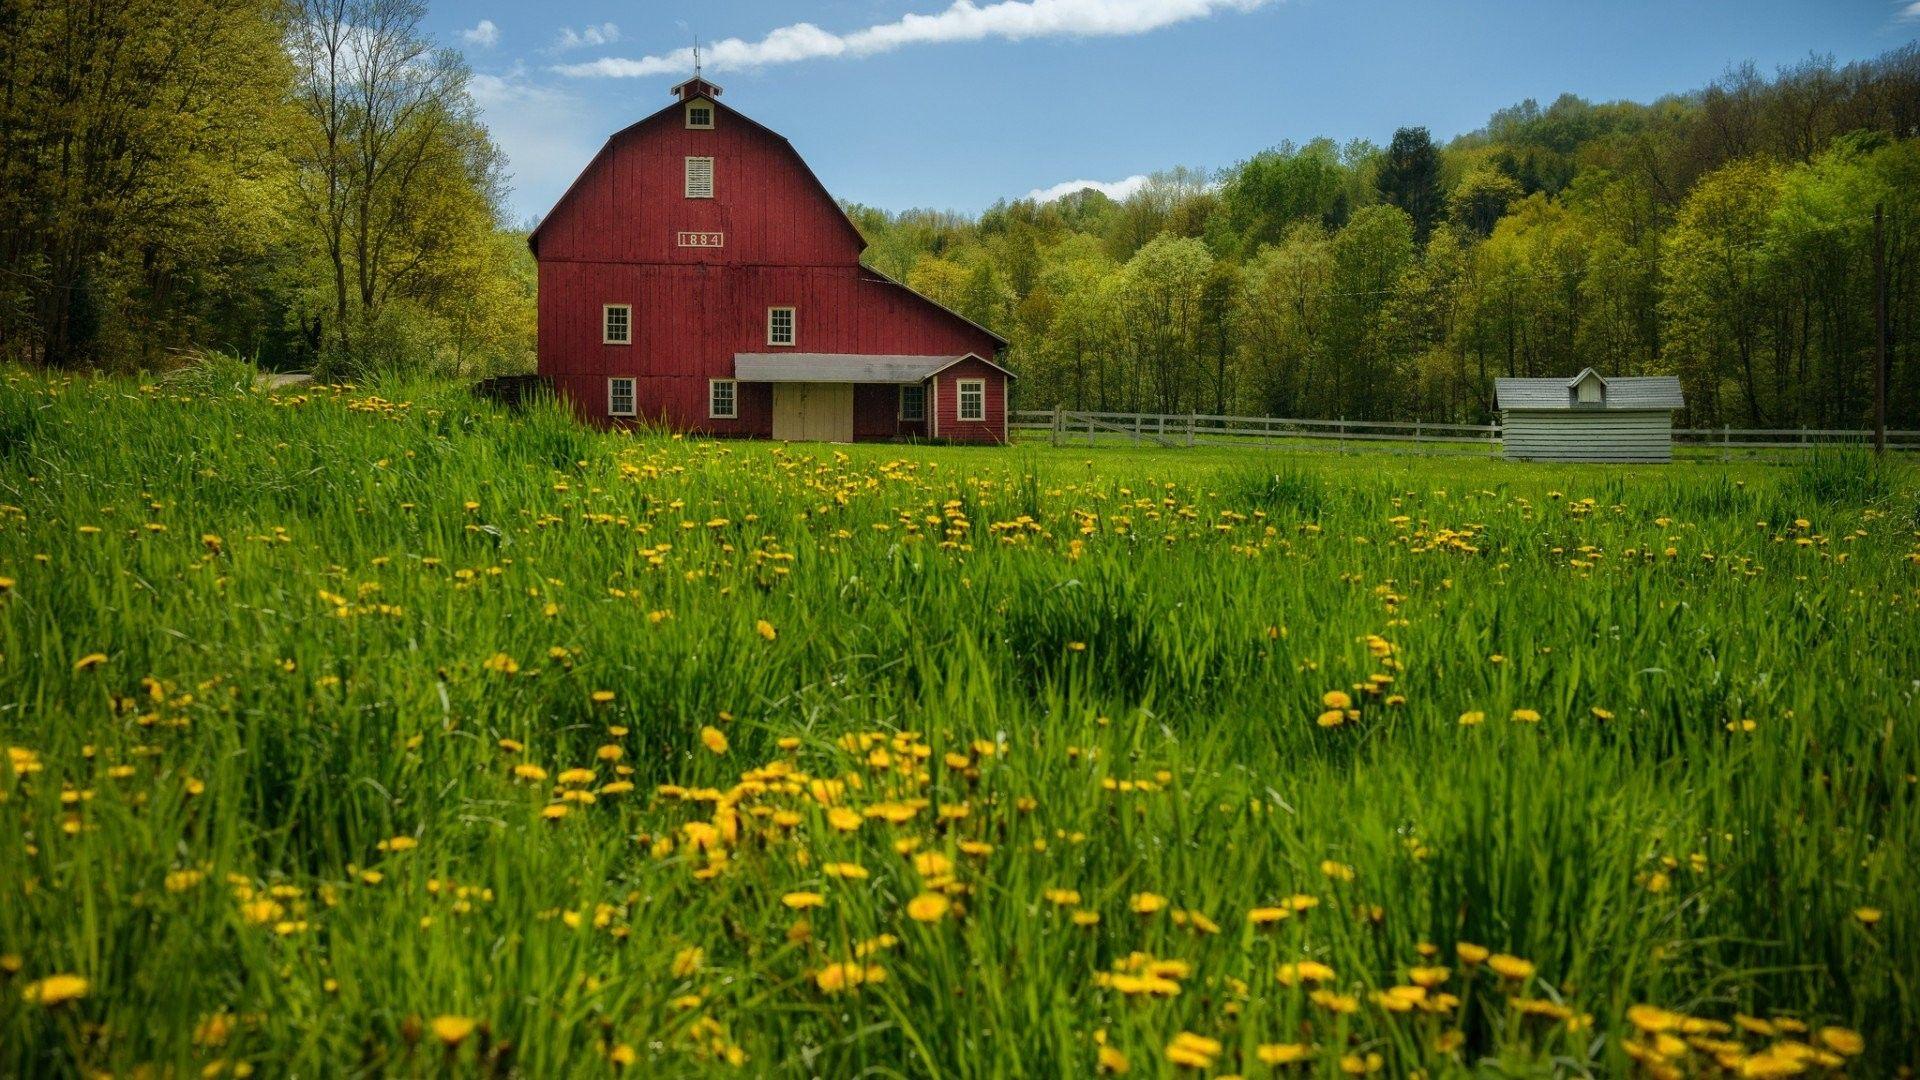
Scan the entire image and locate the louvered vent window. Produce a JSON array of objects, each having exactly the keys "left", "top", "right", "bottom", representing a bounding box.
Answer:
[{"left": 685, "top": 156, "right": 713, "bottom": 199}]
